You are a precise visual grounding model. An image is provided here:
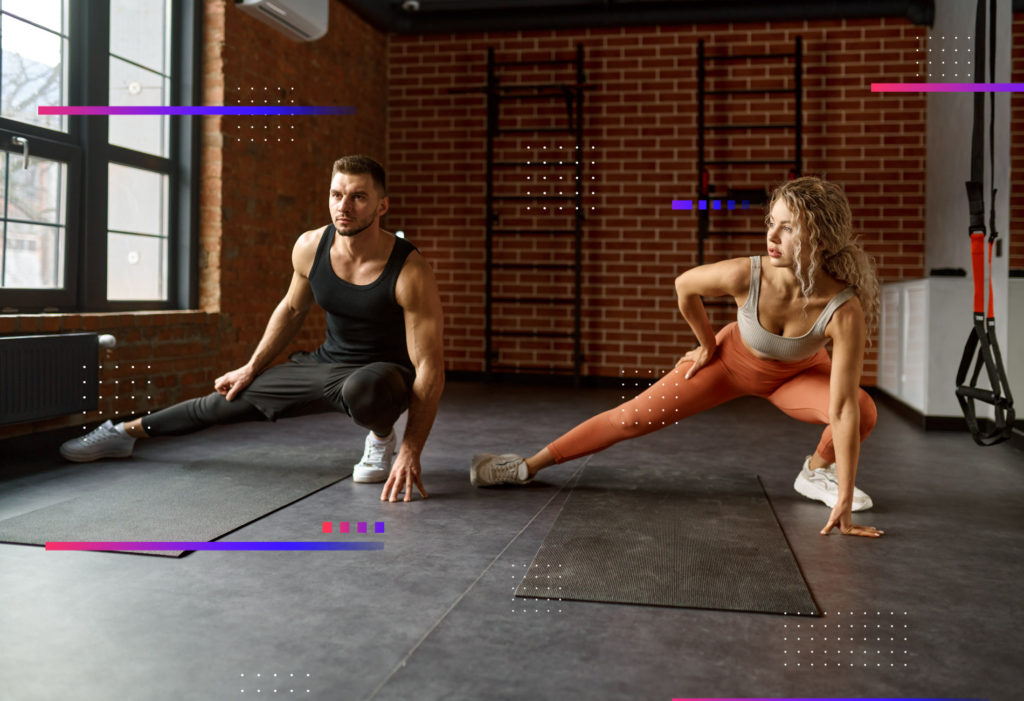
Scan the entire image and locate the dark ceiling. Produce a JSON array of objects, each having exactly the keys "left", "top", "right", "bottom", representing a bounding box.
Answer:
[{"left": 338, "top": 0, "right": 937, "bottom": 34}]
